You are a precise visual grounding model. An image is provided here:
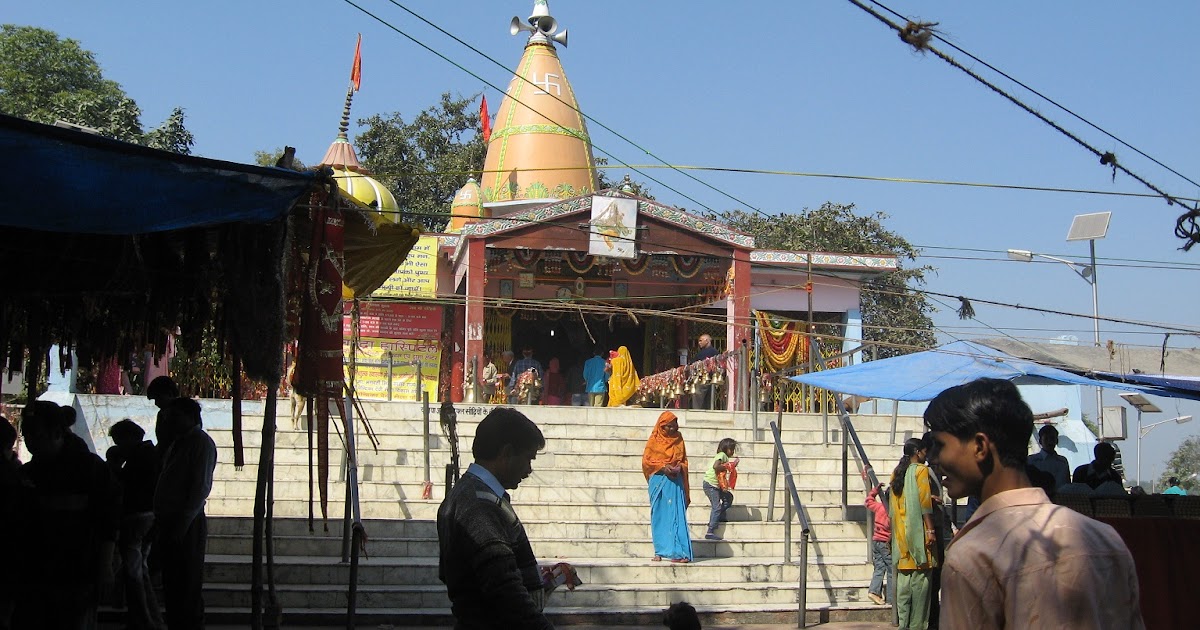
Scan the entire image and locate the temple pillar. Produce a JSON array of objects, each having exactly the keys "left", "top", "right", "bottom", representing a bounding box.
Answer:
[
  {"left": 726, "top": 249, "right": 752, "bottom": 410},
  {"left": 464, "top": 238, "right": 486, "bottom": 388},
  {"left": 450, "top": 304, "right": 466, "bottom": 402}
]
